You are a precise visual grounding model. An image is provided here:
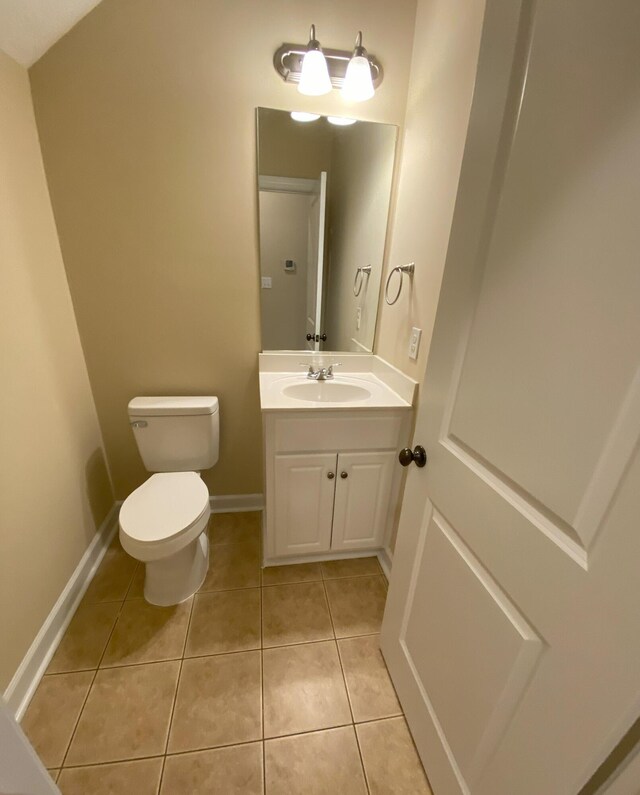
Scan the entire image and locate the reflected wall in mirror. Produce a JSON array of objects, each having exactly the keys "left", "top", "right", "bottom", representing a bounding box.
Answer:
[{"left": 256, "top": 108, "right": 397, "bottom": 353}]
